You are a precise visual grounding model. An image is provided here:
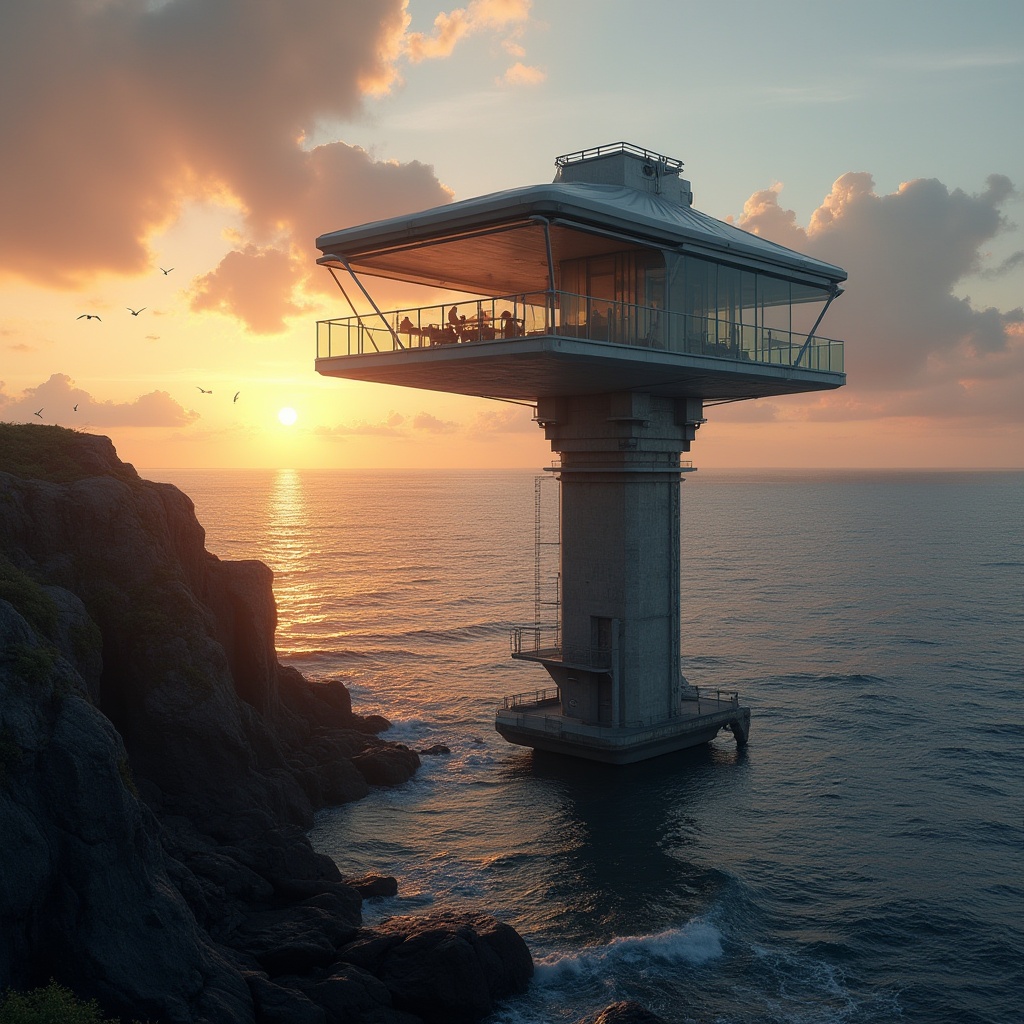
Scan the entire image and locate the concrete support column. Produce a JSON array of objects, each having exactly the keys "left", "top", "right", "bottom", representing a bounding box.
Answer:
[{"left": 535, "top": 392, "right": 702, "bottom": 727}]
